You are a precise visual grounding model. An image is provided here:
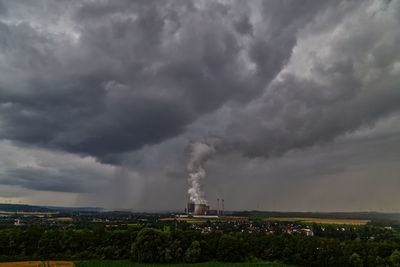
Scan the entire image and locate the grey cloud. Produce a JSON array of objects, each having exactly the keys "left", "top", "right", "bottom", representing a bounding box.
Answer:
[
  {"left": 0, "top": 160, "right": 105, "bottom": 193},
  {"left": 0, "top": 0, "right": 335, "bottom": 162},
  {"left": 0, "top": 0, "right": 399, "bottom": 211},
  {"left": 3, "top": 167, "right": 88, "bottom": 193},
  {"left": 0, "top": 141, "right": 114, "bottom": 196},
  {"left": 233, "top": 15, "right": 253, "bottom": 36},
  {"left": 199, "top": 113, "right": 400, "bottom": 211},
  {"left": 220, "top": 0, "right": 400, "bottom": 158}
]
